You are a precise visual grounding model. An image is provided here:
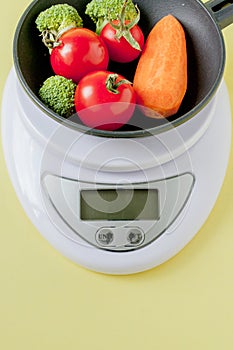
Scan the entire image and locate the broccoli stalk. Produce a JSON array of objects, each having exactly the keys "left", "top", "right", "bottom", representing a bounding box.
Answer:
[
  {"left": 39, "top": 76, "right": 77, "bottom": 118},
  {"left": 85, "top": 0, "right": 138, "bottom": 34},
  {"left": 35, "top": 4, "right": 83, "bottom": 50}
]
